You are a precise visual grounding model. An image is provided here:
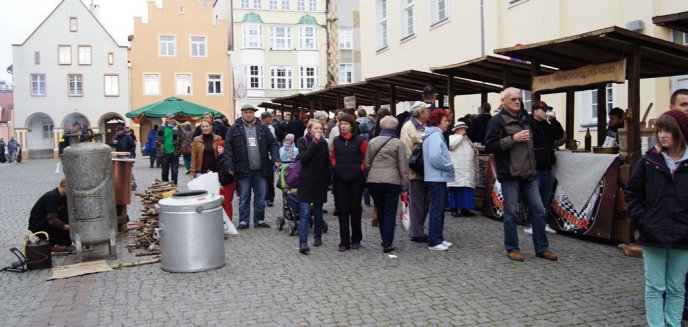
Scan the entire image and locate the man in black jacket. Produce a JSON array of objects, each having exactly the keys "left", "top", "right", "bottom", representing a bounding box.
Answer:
[
  {"left": 224, "top": 104, "right": 280, "bottom": 229},
  {"left": 469, "top": 102, "right": 493, "bottom": 144},
  {"left": 28, "top": 179, "right": 72, "bottom": 251},
  {"left": 110, "top": 126, "right": 136, "bottom": 157},
  {"left": 484, "top": 87, "right": 557, "bottom": 262}
]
